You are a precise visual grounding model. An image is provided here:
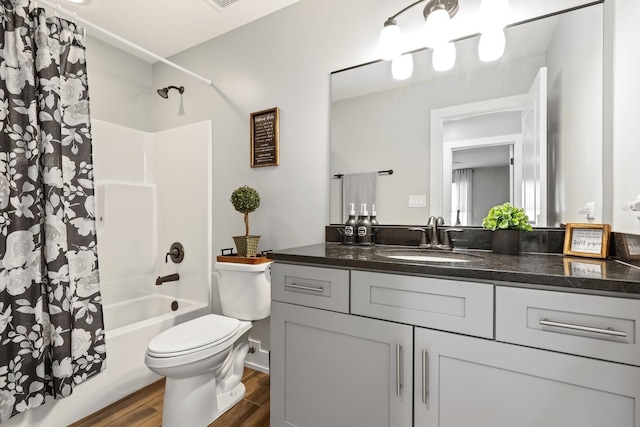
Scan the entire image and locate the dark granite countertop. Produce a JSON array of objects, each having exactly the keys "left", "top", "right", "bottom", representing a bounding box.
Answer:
[{"left": 267, "top": 243, "right": 640, "bottom": 297}]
